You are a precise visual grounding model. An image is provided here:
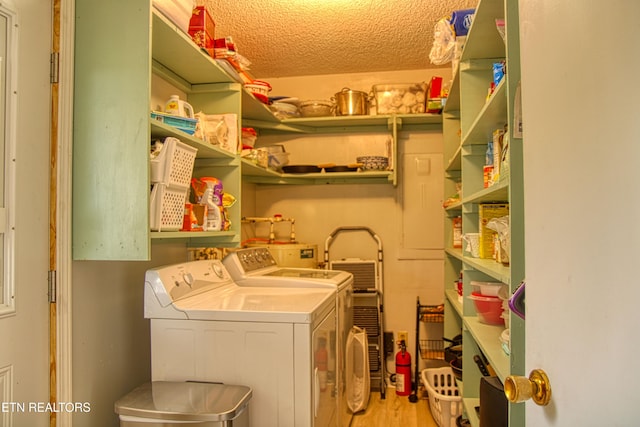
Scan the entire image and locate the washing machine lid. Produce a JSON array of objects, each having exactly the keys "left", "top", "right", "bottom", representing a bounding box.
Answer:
[
  {"left": 234, "top": 267, "right": 352, "bottom": 289},
  {"left": 115, "top": 381, "right": 252, "bottom": 422},
  {"left": 173, "top": 282, "right": 335, "bottom": 323},
  {"left": 264, "top": 268, "right": 343, "bottom": 280}
]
